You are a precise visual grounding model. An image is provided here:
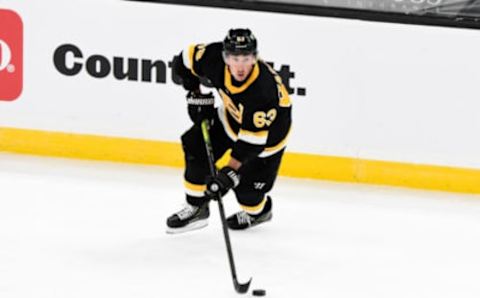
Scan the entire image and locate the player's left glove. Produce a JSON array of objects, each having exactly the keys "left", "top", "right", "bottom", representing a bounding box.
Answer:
[
  {"left": 186, "top": 91, "right": 215, "bottom": 125},
  {"left": 205, "top": 166, "right": 241, "bottom": 200}
]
